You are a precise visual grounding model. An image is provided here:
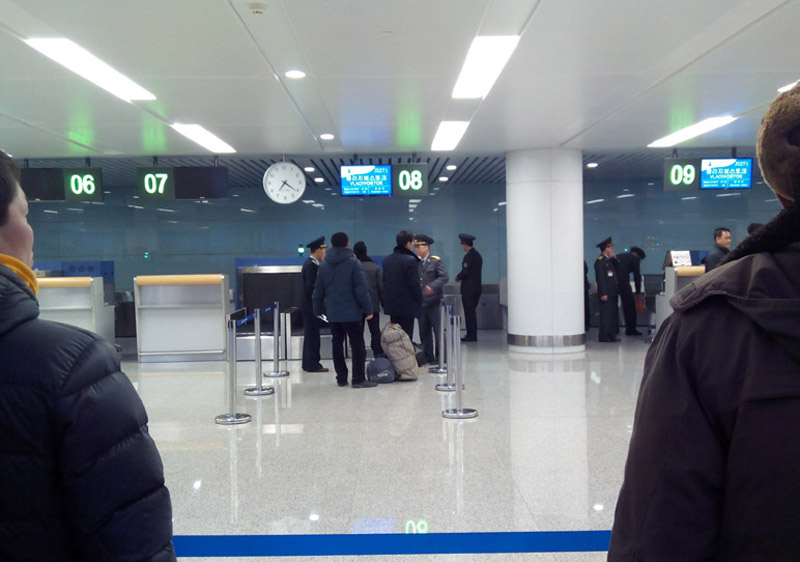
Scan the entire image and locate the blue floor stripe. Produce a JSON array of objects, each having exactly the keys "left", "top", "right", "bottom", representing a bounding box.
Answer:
[{"left": 174, "top": 531, "right": 611, "bottom": 557}]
